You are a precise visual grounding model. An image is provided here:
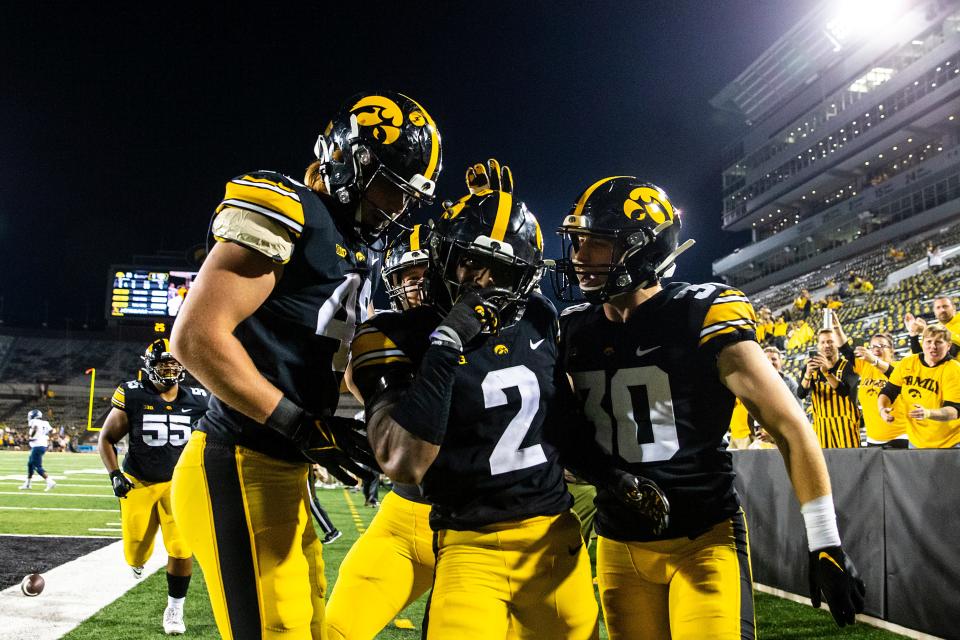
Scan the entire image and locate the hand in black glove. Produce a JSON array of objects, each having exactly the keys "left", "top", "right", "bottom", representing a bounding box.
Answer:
[
  {"left": 433, "top": 289, "right": 502, "bottom": 349},
  {"left": 110, "top": 470, "right": 134, "bottom": 498},
  {"left": 267, "top": 398, "right": 380, "bottom": 485},
  {"left": 611, "top": 471, "right": 670, "bottom": 536},
  {"left": 808, "top": 545, "right": 866, "bottom": 626},
  {"left": 465, "top": 158, "right": 513, "bottom": 195}
]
